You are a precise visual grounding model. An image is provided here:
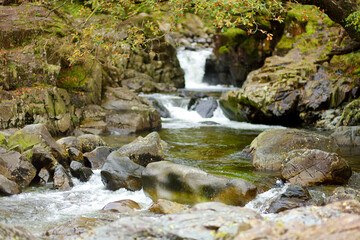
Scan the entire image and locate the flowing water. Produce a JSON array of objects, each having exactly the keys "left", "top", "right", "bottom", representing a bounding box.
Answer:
[{"left": 1, "top": 48, "right": 359, "bottom": 237}]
